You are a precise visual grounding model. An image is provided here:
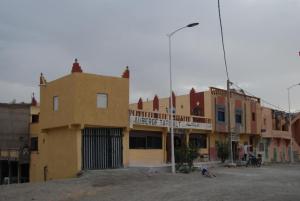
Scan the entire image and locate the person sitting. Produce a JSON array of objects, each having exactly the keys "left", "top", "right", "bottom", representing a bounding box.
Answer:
[{"left": 201, "top": 166, "right": 216, "bottom": 178}]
